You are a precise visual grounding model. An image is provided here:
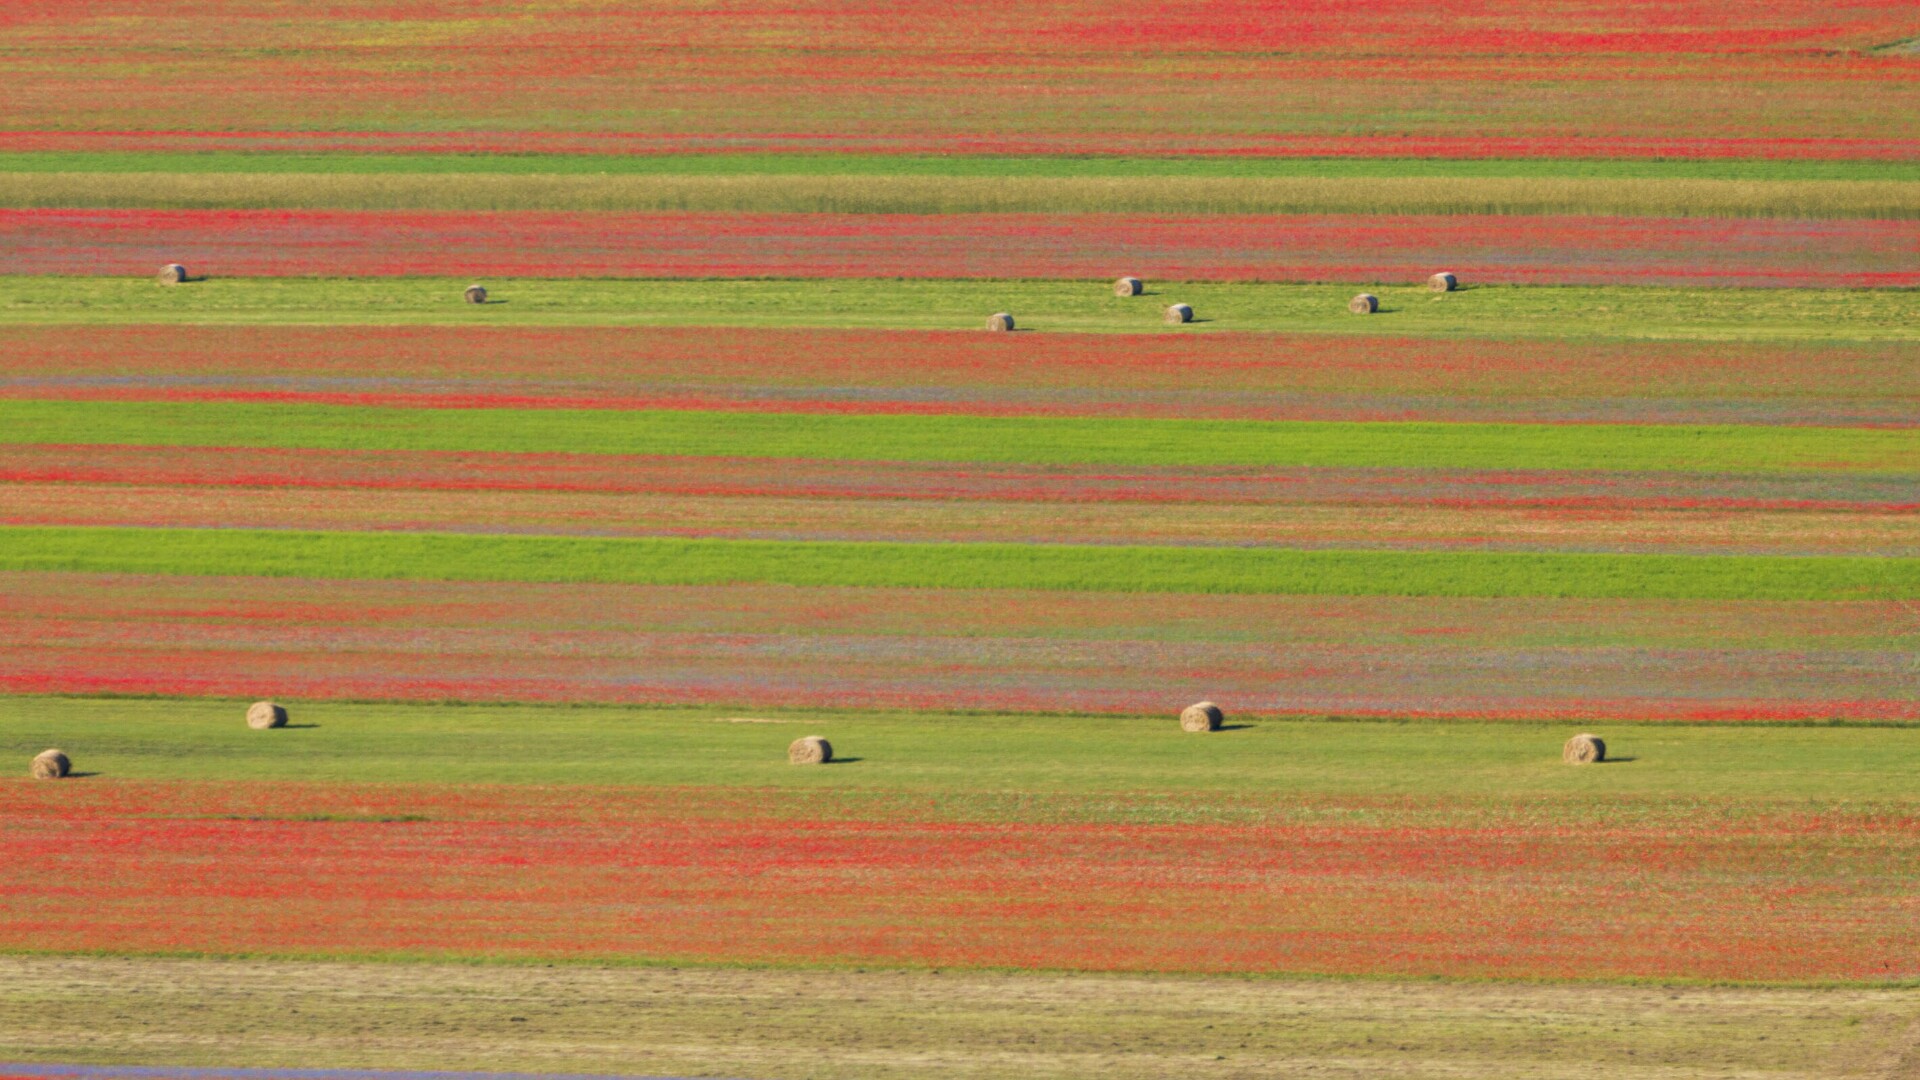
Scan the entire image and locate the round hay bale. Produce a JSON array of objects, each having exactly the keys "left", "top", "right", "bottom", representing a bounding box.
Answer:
[
  {"left": 246, "top": 700, "right": 289, "bottom": 730},
  {"left": 788, "top": 735, "right": 833, "bottom": 765},
  {"left": 1349, "top": 293, "right": 1379, "bottom": 315},
  {"left": 1165, "top": 303, "right": 1194, "bottom": 325},
  {"left": 1180, "top": 701, "right": 1224, "bottom": 733},
  {"left": 1114, "top": 276, "right": 1143, "bottom": 297},
  {"left": 985, "top": 312, "right": 1015, "bottom": 332},
  {"left": 30, "top": 749, "right": 70, "bottom": 780},
  {"left": 464, "top": 284, "right": 488, "bottom": 304},
  {"left": 157, "top": 264, "right": 188, "bottom": 285},
  {"left": 1428, "top": 272, "right": 1457, "bottom": 292},
  {"left": 1563, "top": 733, "right": 1607, "bottom": 765}
]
